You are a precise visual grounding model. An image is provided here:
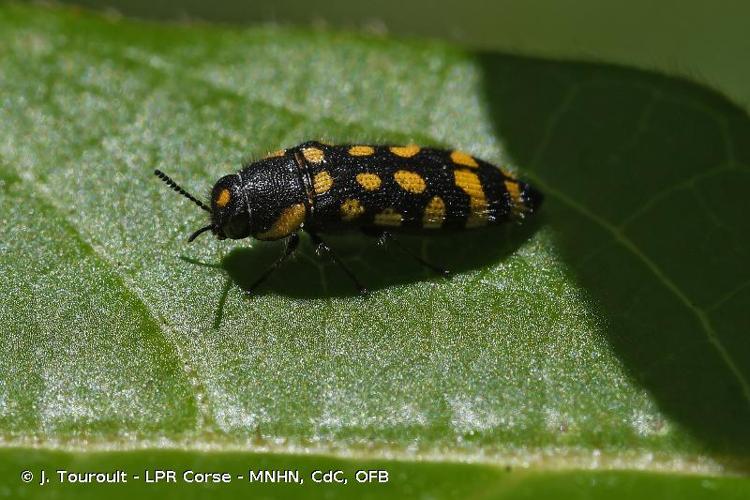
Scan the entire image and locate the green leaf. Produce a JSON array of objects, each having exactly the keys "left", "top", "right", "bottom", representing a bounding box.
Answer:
[{"left": 0, "top": 4, "right": 748, "bottom": 498}]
